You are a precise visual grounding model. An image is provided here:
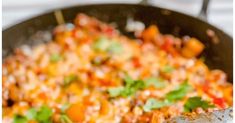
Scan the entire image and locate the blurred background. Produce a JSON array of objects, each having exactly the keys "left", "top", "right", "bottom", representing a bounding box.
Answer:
[{"left": 2, "top": 0, "right": 233, "bottom": 36}]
